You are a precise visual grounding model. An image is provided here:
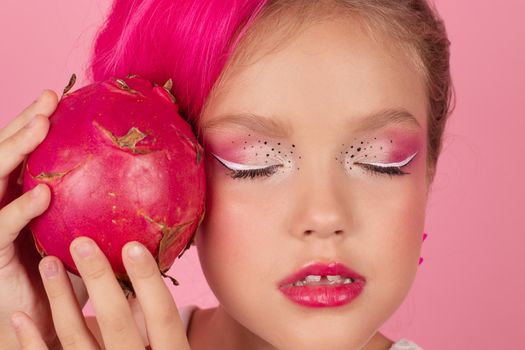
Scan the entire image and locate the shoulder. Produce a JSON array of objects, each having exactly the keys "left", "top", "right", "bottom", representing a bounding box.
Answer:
[{"left": 389, "top": 338, "right": 424, "bottom": 350}]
